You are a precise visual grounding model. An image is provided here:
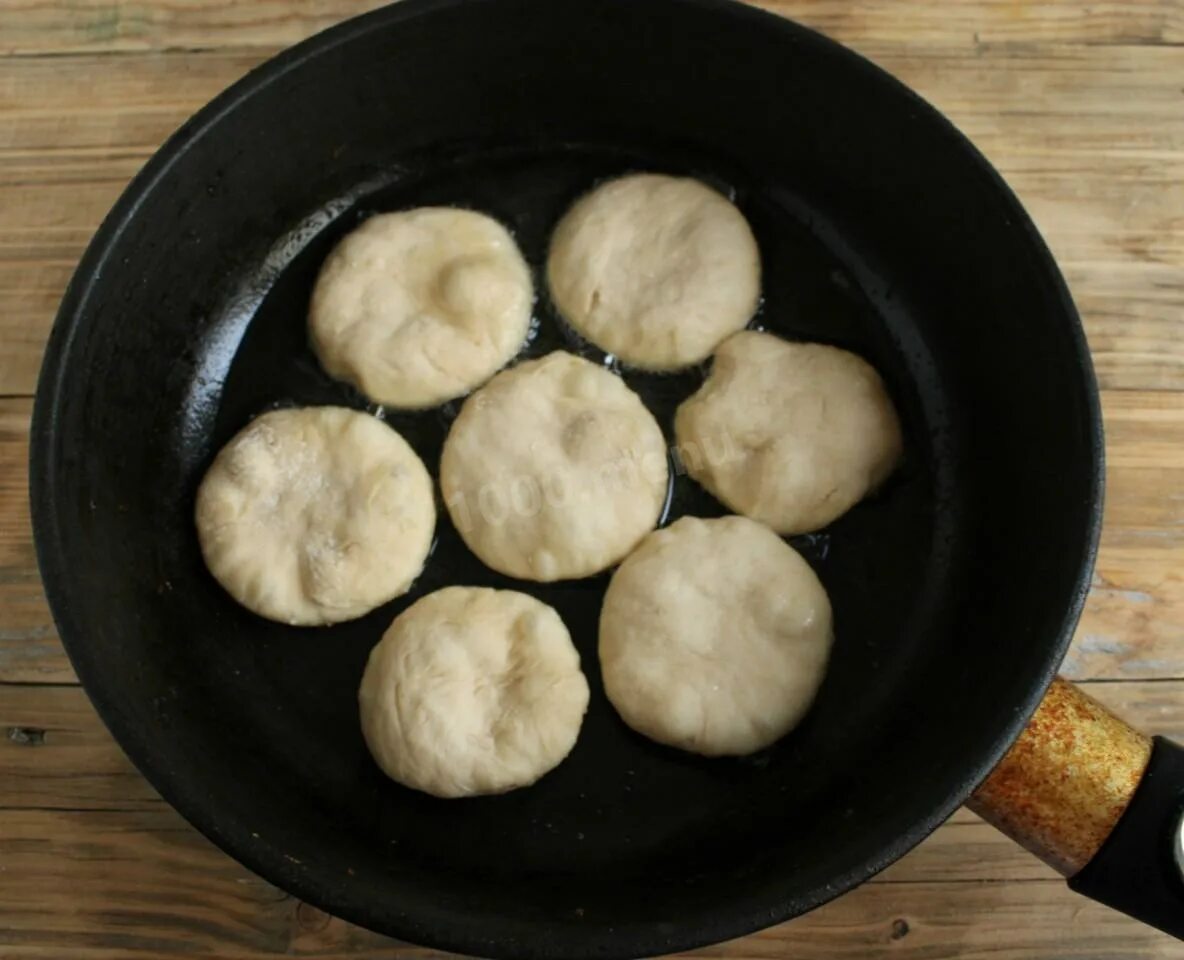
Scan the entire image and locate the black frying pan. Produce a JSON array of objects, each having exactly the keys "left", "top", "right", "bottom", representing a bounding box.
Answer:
[{"left": 30, "top": 1, "right": 1184, "bottom": 956}]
